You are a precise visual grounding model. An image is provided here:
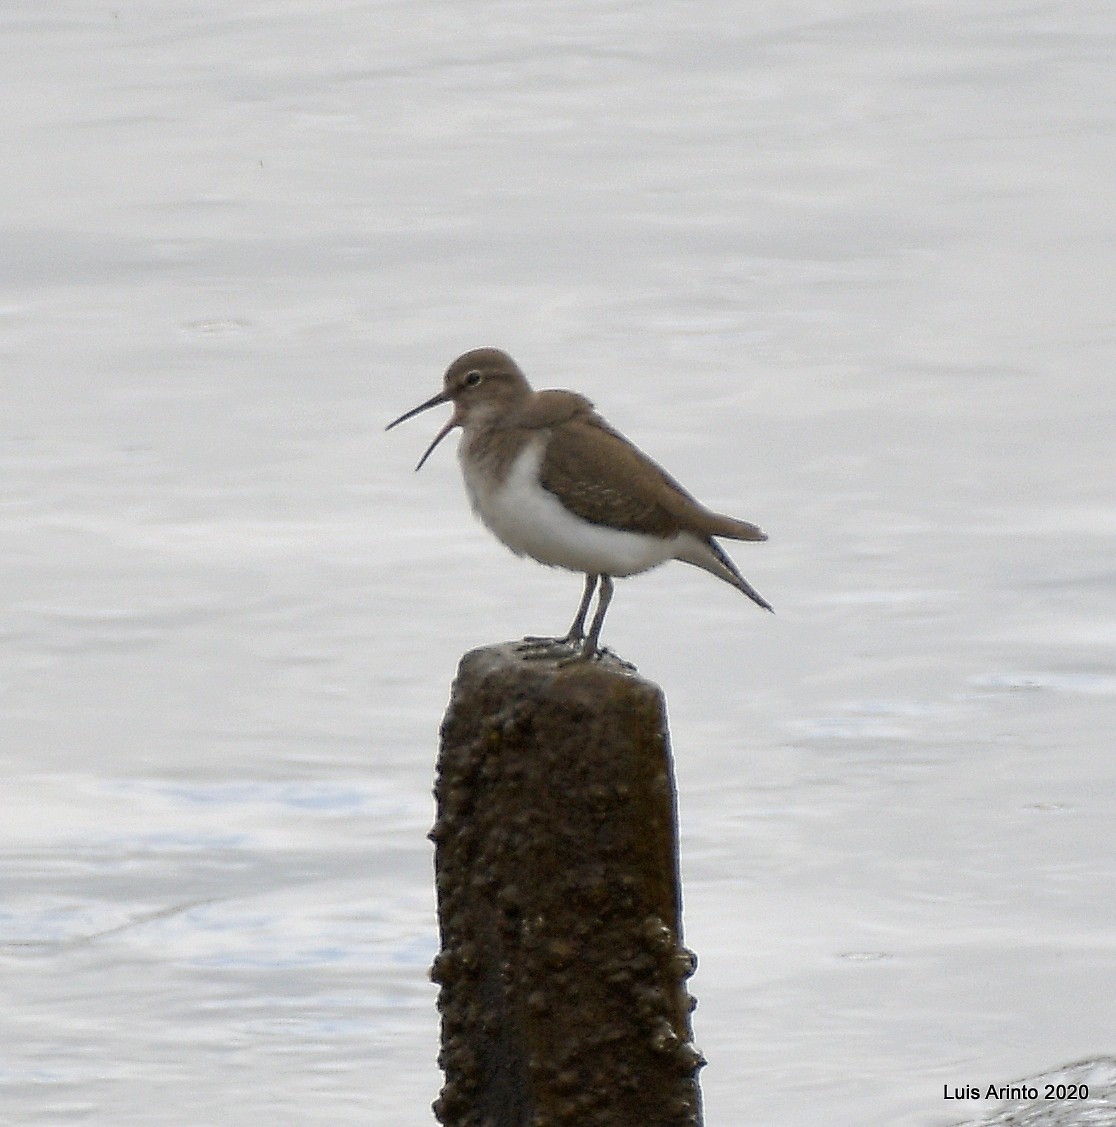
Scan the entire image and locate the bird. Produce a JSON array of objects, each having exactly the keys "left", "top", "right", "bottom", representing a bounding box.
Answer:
[{"left": 386, "top": 347, "right": 771, "bottom": 662}]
